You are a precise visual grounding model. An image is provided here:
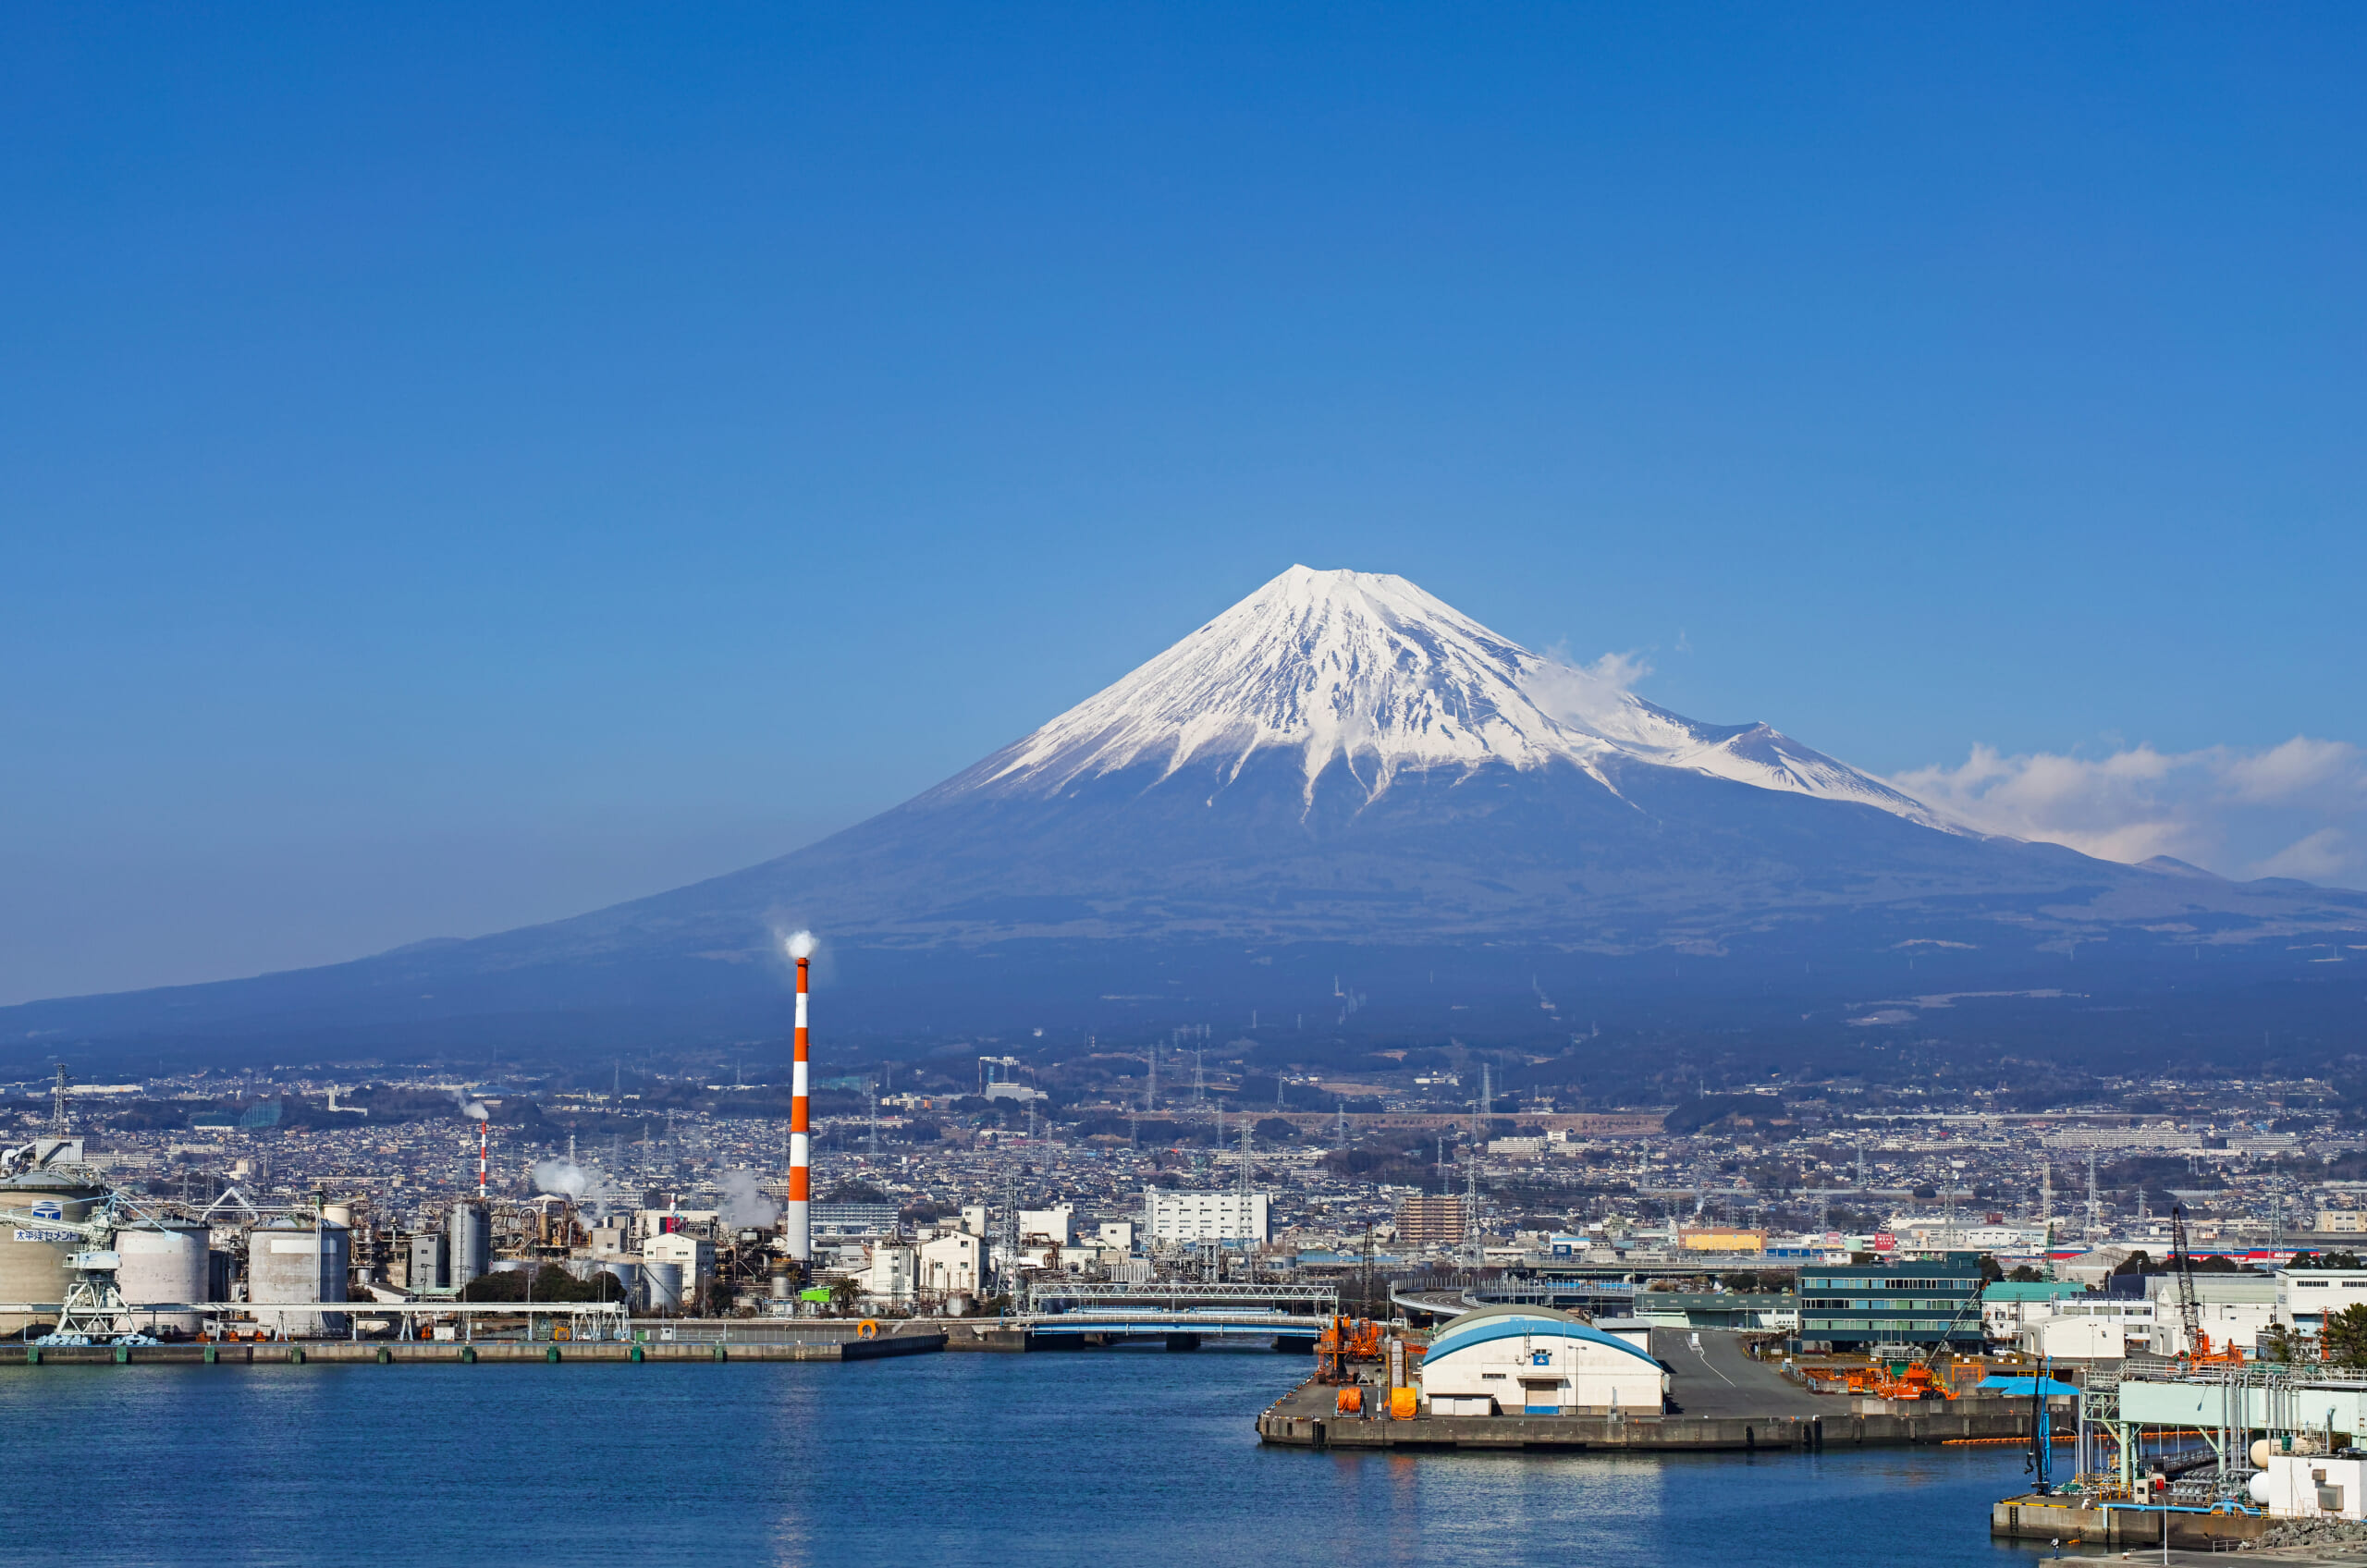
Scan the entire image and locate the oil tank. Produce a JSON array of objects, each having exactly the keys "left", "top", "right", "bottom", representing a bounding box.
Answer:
[
  {"left": 246, "top": 1220, "right": 350, "bottom": 1337},
  {"left": 597, "top": 1258, "right": 639, "bottom": 1304},
  {"left": 114, "top": 1223, "right": 209, "bottom": 1334},
  {"left": 449, "top": 1202, "right": 490, "bottom": 1290},
  {"left": 643, "top": 1259, "right": 683, "bottom": 1313},
  {"left": 0, "top": 1170, "right": 106, "bottom": 1335}
]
